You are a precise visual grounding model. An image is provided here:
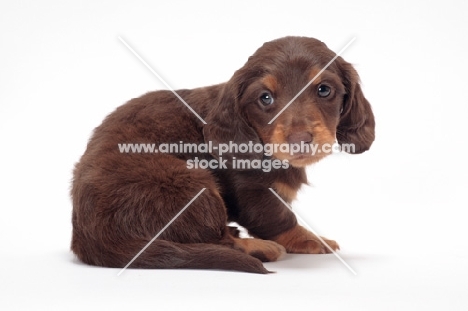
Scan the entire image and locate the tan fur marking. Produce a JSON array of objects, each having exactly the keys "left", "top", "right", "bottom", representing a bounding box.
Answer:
[
  {"left": 308, "top": 67, "right": 322, "bottom": 83},
  {"left": 270, "top": 124, "right": 286, "bottom": 147},
  {"left": 273, "top": 225, "right": 339, "bottom": 254},
  {"left": 262, "top": 75, "right": 278, "bottom": 92},
  {"left": 273, "top": 181, "right": 298, "bottom": 202},
  {"left": 309, "top": 106, "right": 336, "bottom": 145}
]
